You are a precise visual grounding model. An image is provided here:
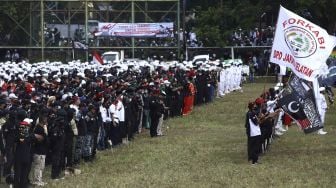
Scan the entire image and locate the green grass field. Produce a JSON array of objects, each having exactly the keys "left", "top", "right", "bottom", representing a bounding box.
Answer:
[{"left": 11, "top": 82, "right": 336, "bottom": 187}]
